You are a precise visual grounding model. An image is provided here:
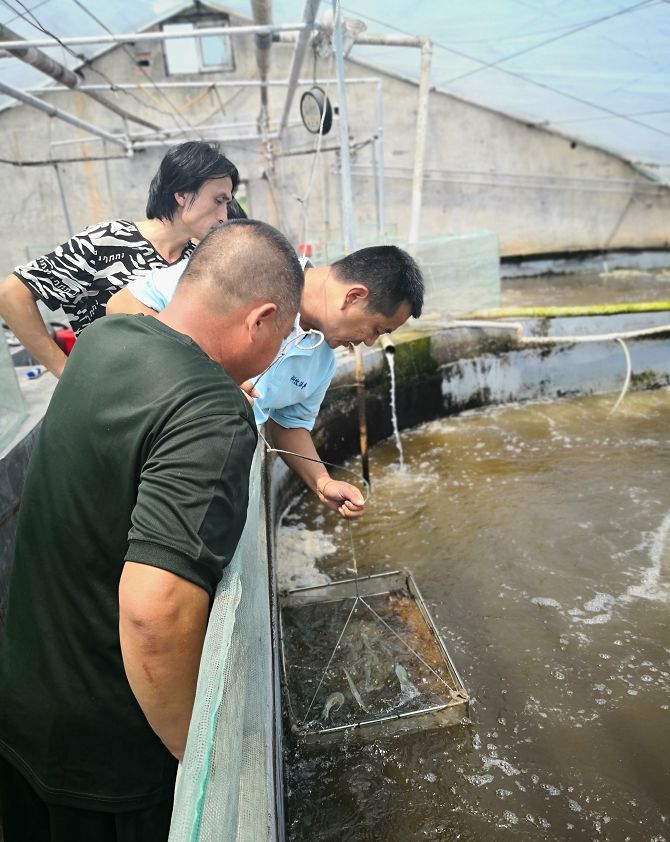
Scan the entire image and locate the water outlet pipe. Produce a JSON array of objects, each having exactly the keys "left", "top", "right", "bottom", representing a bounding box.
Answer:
[{"left": 379, "top": 334, "right": 395, "bottom": 354}]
